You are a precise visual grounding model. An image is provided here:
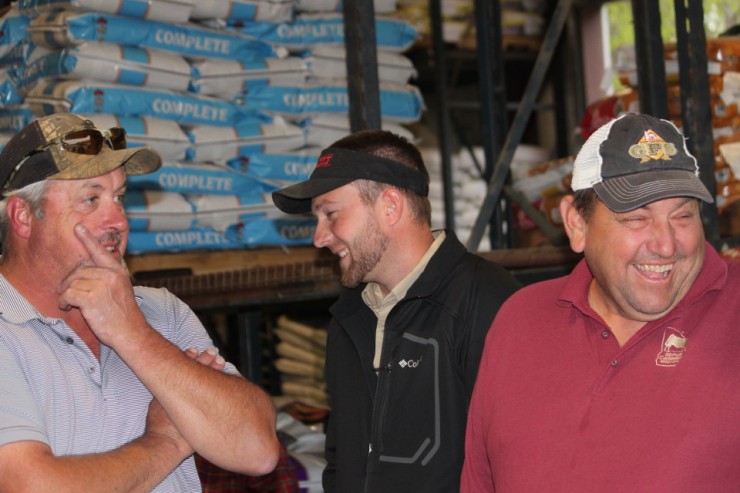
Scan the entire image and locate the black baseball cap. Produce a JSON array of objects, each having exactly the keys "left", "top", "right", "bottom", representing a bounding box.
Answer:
[
  {"left": 571, "top": 113, "right": 713, "bottom": 212},
  {"left": 272, "top": 146, "right": 429, "bottom": 214}
]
